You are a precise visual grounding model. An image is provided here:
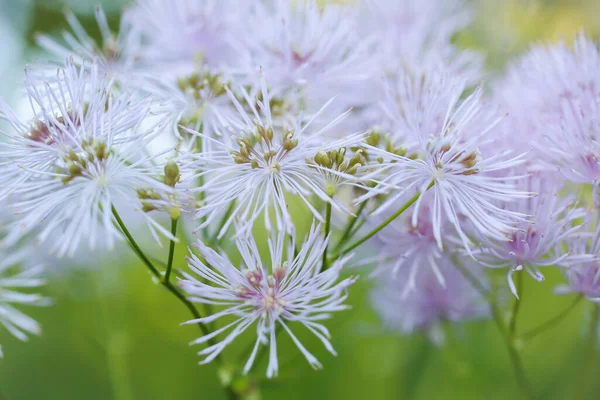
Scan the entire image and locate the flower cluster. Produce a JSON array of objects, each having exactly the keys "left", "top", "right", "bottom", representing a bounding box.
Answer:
[{"left": 1, "top": 1, "right": 600, "bottom": 395}]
